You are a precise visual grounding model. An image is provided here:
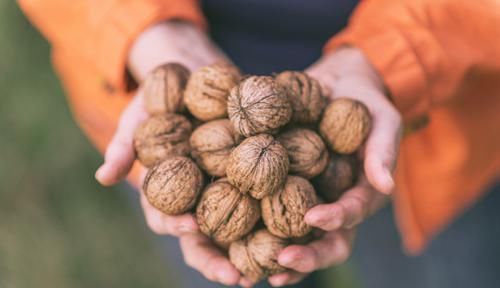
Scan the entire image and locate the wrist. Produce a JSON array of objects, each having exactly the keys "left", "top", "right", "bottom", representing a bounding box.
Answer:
[
  {"left": 308, "top": 47, "right": 386, "bottom": 98},
  {"left": 128, "top": 21, "right": 227, "bottom": 82}
]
